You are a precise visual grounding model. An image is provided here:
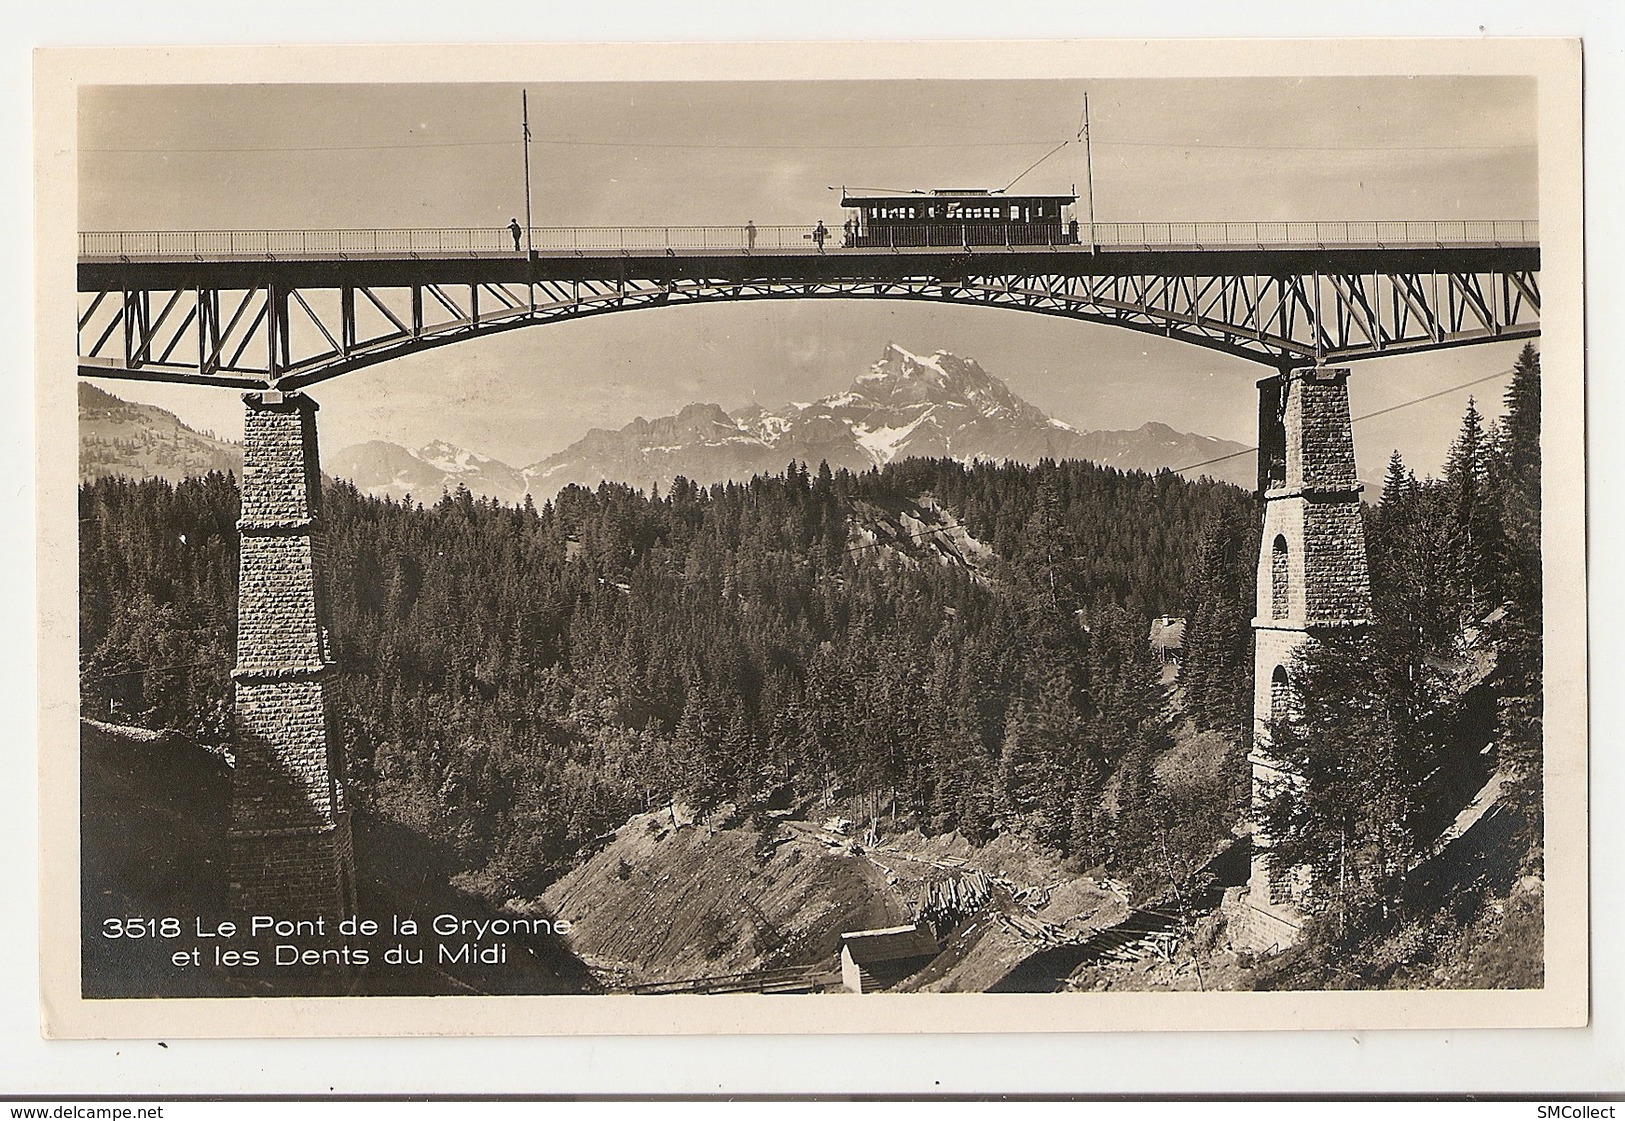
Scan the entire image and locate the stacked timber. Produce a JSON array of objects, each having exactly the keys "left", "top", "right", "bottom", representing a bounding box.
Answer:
[{"left": 915, "top": 870, "right": 994, "bottom": 930}]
